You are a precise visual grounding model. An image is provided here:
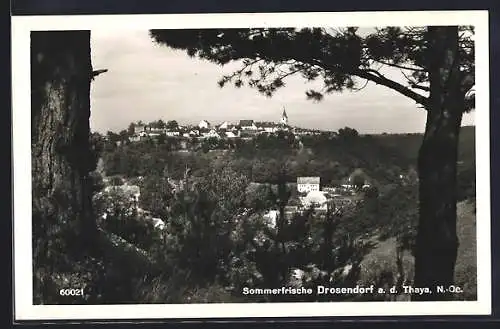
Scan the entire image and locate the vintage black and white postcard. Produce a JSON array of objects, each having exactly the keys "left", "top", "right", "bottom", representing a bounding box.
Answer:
[{"left": 12, "top": 10, "right": 490, "bottom": 321}]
